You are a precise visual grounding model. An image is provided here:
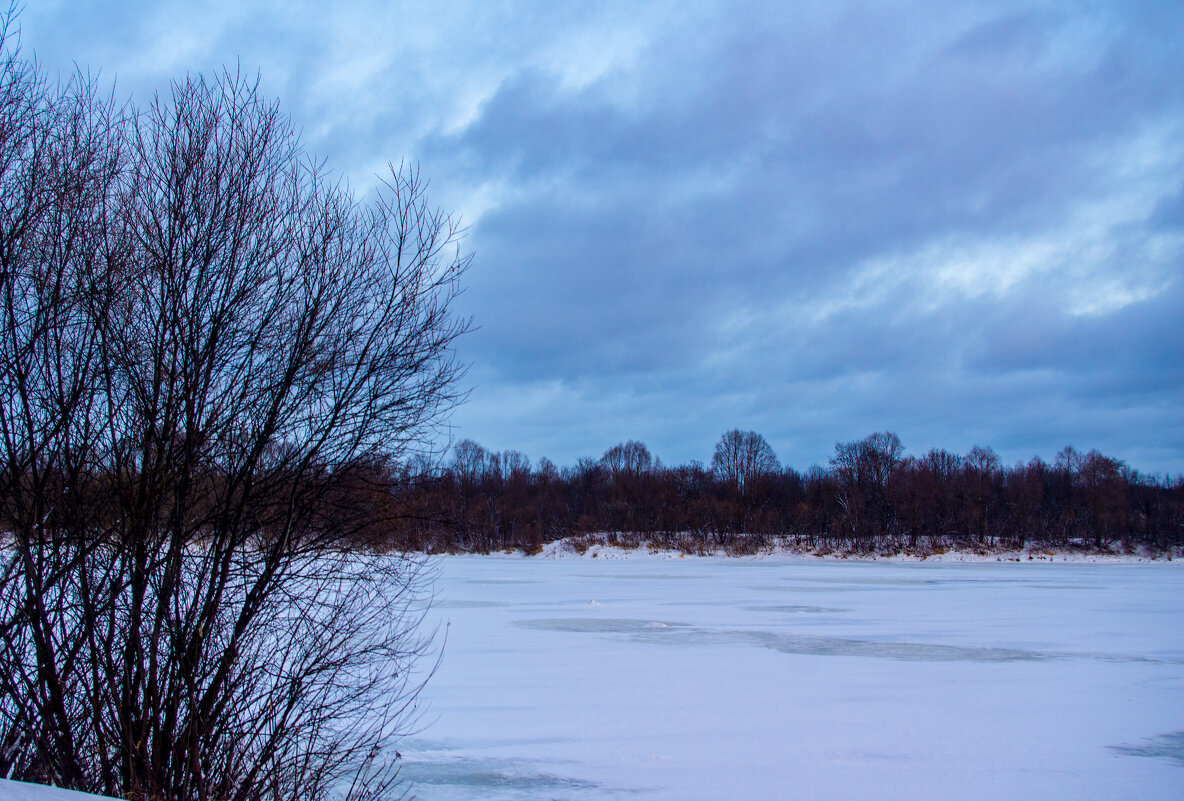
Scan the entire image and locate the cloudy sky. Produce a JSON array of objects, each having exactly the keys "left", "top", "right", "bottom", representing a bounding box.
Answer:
[{"left": 19, "top": 1, "right": 1184, "bottom": 473}]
